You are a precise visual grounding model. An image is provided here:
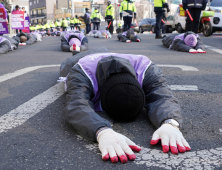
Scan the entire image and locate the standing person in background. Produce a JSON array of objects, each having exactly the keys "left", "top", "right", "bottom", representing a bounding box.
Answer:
[
  {"left": 70, "top": 16, "right": 75, "bottom": 30},
  {"left": 14, "top": 5, "right": 22, "bottom": 34},
  {"left": 80, "top": 8, "right": 91, "bottom": 34},
  {"left": 91, "top": 8, "right": 101, "bottom": 30},
  {"left": 55, "top": 20, "right": 61, "bottom": 30},
  {"left": 29, "top": 24, "right": 36, "bottom": 32},
  {"left": 22, "top": 7, "right": 28, "bottom": 17},
  {"left": 62, "top": 18, "right": 68, "bottom": 31},
  {"left": 154, "top": 0, "right": 170, "bottom": 39},
  {"left": 0, "top": 3, "right": 8, "bottom": 36},
  {"left": 50, "top": 22, "right": 55, "bottom": 32},
  {"left": 45, "top": 22, "right": 50, "bottom": 32},
  {"left": 105, "top": 1, "right": 115, "bottom": 35},
  {"left": 41, "top": 22, "right": 46, "bottom": 31},
  {"left": 183, "top": 0, "right": 207, "bottom": 33},
  {"left": 36, "top": 22, "right": 42, "bottom": 30},
  {"left": 74, "top": 15, "right": 81, "bottom": 31},
  {"left": 119, "top": 0, "right": 136, "bottom": 31}
]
